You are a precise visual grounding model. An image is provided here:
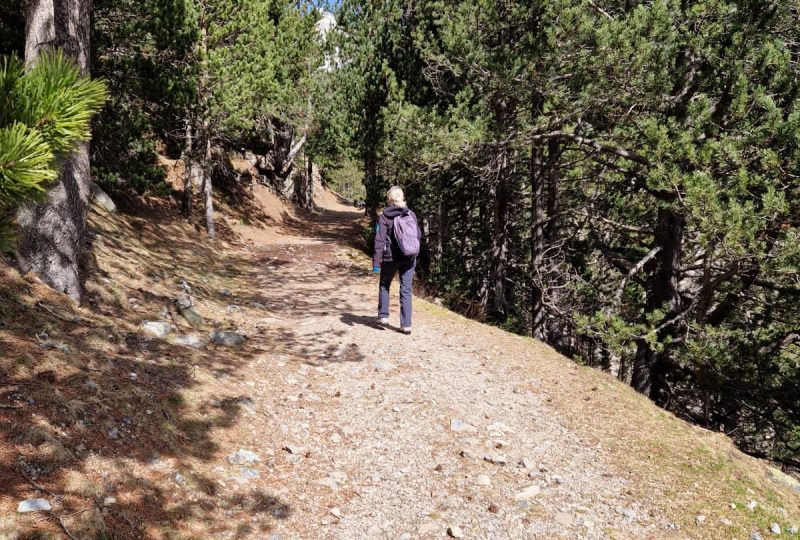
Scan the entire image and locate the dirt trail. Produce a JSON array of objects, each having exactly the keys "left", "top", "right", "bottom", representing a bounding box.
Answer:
[
  {"left": 3, "top": 192, "right": 796, "bottom": 540},
  {"left": 206, "top": 196, "right": 672, "bottom": 539}
]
